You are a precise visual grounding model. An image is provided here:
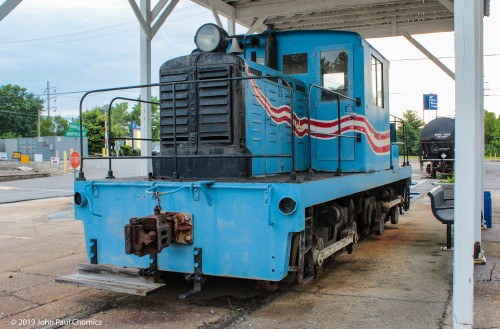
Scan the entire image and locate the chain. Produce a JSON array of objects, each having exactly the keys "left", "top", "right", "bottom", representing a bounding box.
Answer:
[{"left": 155, "top": 191, "right": 162, "bottom": 211}]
